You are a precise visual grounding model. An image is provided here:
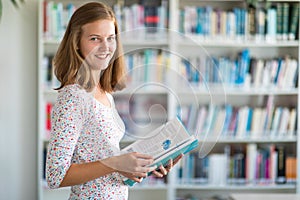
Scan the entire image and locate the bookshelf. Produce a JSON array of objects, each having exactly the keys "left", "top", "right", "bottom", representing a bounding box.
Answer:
[
  {"left": 37, "top": 0, "right": 300, "bottom": 200},
  {"left": 168, "top": 0, "right": 300, "bottom": 200},
  {"left": 37, "top": 0, "right": 170, "bottom": 200}
]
